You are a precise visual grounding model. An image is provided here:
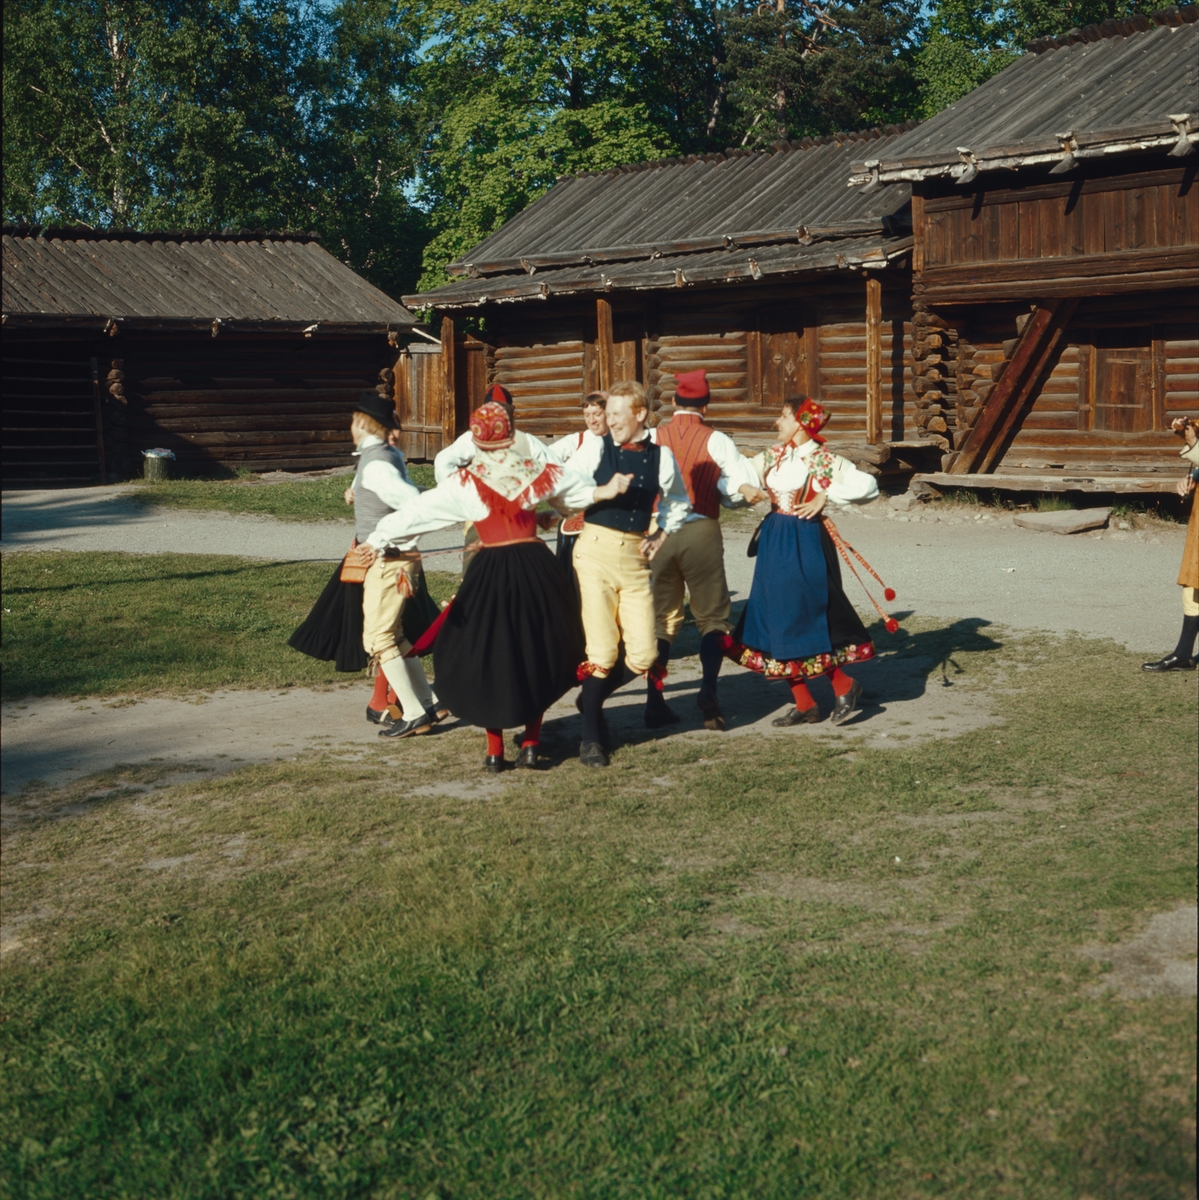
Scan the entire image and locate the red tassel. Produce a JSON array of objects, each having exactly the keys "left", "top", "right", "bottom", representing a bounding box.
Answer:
[
  {"left": 646, "top": 662, "right": 667, "bottom": 692},
  {"left": 822, "top": 517, "right": 901, "bottom": 634}
]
